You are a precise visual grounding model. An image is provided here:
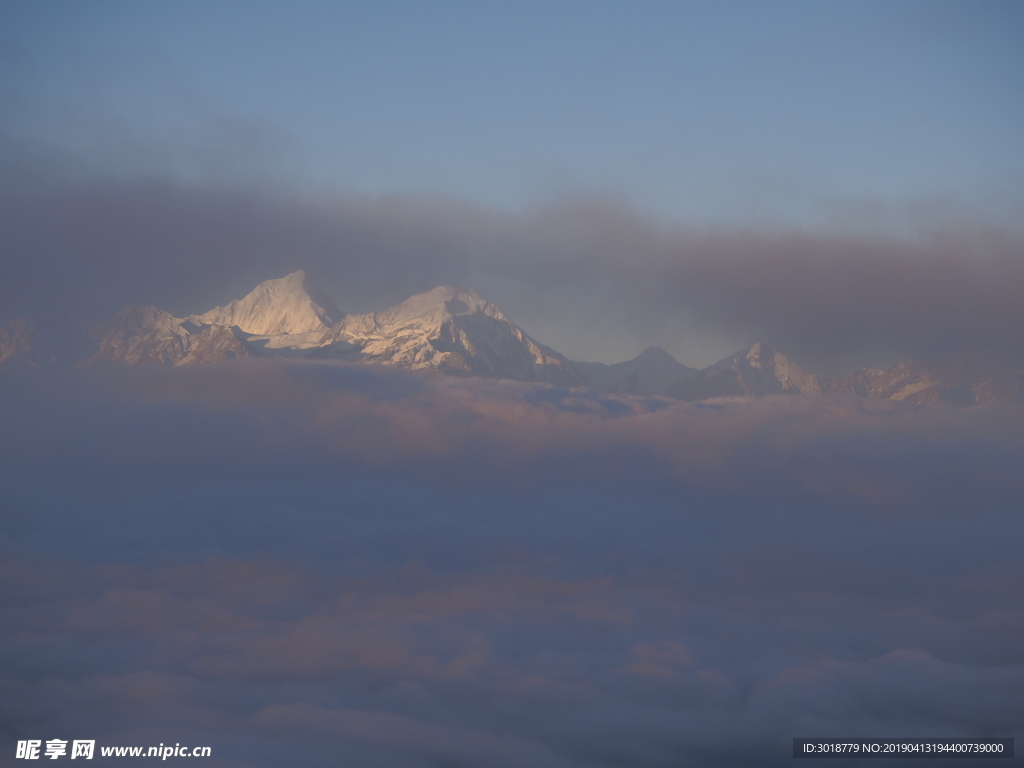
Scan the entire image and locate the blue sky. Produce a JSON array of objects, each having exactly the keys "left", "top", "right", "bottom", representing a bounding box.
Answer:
[{"left": 3, "top": 0, "right": 1022, "bottom": 231}]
